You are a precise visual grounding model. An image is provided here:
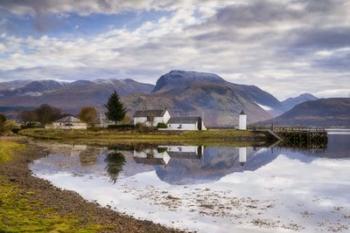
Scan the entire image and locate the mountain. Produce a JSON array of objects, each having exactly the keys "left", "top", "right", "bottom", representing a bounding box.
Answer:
[
  {"left": 0, "top": 71, "right": 323, "bottom": 127},
  {"left": 124, "top": 70, "right": 279, "bottom": 126},
  {"left": 0, "top": 79, "right": 154, "bottom": 114},
  {"left": 261, "top": 98, "right": 350, "bottom": 128},
  {"left": 0, "top": 80, "right": 64, "bottom": 97},
  {"left": 281, "top": 93, "right": 318, "bottom": 111},
  {"left": 0, "top": 80, "right": 32, "bottom": 91}
]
